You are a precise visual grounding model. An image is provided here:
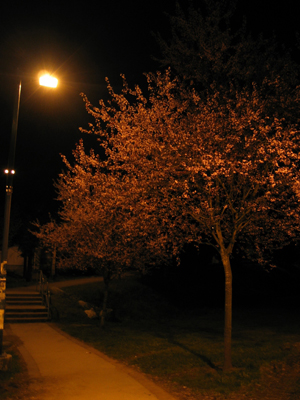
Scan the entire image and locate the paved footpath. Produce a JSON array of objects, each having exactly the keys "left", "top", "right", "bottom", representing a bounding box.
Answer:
[{"left": 5, "top": 277, "right": 177, "bottom": 400}]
